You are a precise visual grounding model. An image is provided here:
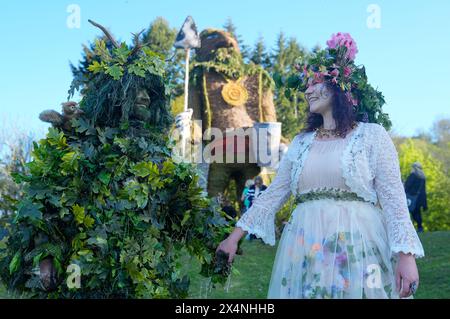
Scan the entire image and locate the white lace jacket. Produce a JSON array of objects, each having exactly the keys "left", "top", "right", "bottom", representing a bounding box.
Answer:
[{"left": 236, "top": 122, "right": 425, "bottom": 258}]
